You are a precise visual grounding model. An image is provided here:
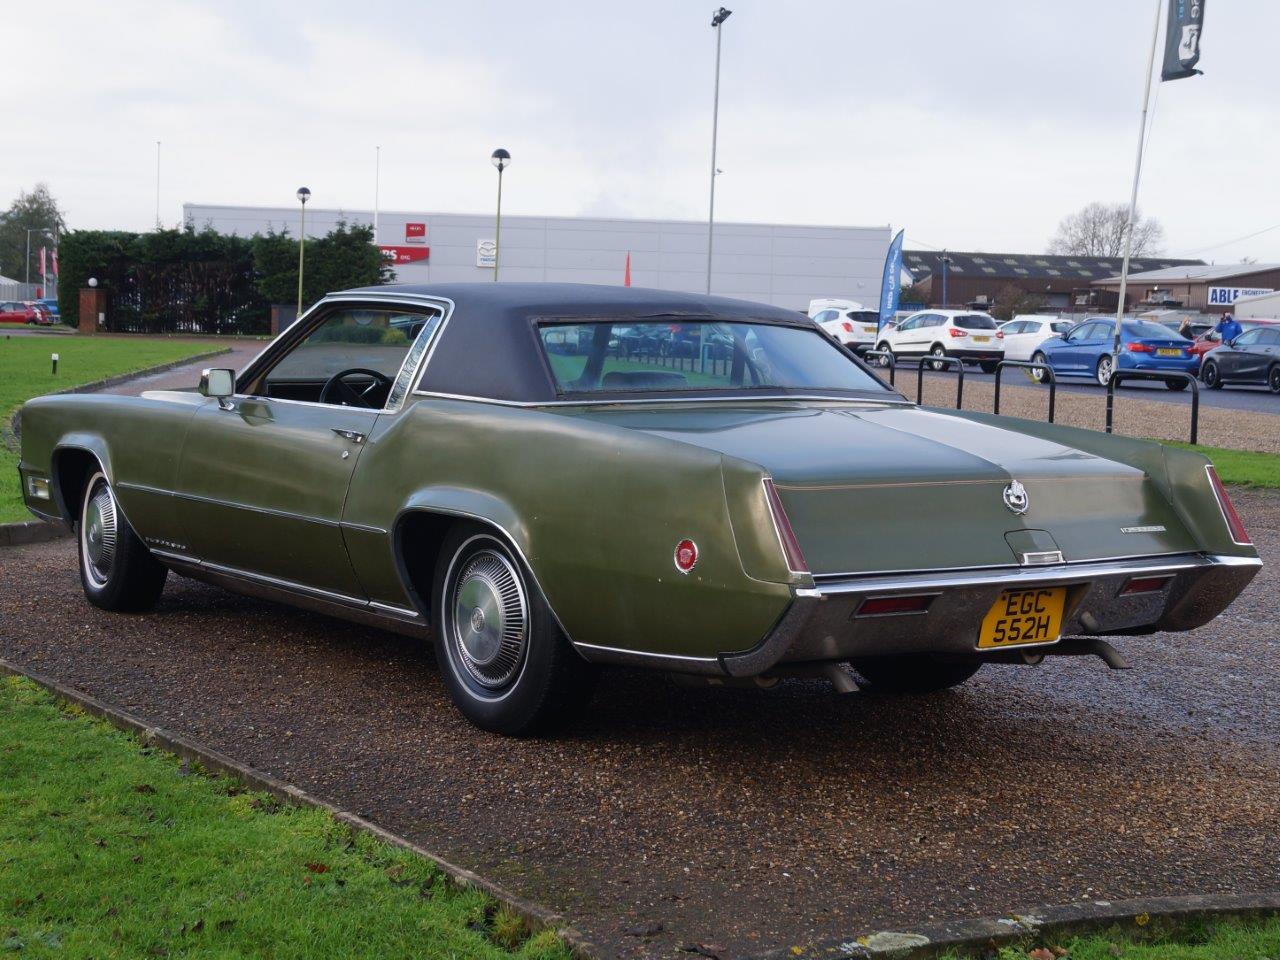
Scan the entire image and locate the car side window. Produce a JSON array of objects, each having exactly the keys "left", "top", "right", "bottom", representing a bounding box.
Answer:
[
  {"left": 1233, "top": 329, "right": 1262, "bottom": 346},
  {"left": 250, "top": 308, "right": 440, "bottom": 407},
  {"left": 1261, "top": 329, "right": 1280, "bottom": 346},
  {"left": 898, "top": 317, "right": 919, "bottom": 331}
]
